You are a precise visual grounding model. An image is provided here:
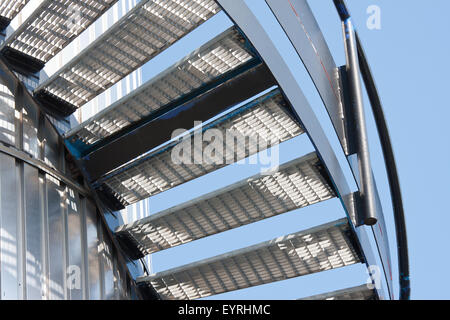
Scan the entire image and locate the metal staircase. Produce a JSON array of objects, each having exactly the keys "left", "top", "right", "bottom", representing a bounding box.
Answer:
[
  {"left": 0, "top": 1, "right": 30, "bottom": 32},
  {"left": 0, "top": 0, "right": 409, "bottom": 300},
  {"left": 1, "top": 0, "right": 120, "bottom": 75},
  {"left": 115, "top": 153, "right": 335, "bottom": 256},
  {"left": 137, "top": 219, "right": 361, "bottom": 300}
]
